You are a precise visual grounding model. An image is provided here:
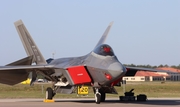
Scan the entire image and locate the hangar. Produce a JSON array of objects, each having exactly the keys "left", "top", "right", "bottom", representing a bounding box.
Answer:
[{"left": 123, "top": 67, "right": 180, "bottom": 81}]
